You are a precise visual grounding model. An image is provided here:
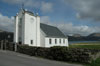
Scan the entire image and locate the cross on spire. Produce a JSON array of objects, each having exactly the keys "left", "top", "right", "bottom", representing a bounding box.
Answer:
[{"left": 21, "top": 3, "right": 24, "bottom": 9}]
